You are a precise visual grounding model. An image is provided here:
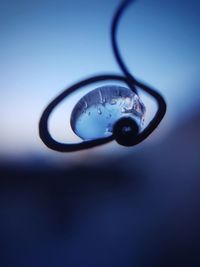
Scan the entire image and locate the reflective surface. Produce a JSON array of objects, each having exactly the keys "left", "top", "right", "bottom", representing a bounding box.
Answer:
[{"left": 70, "top": 85, "right": 146, "bottom": 140}]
